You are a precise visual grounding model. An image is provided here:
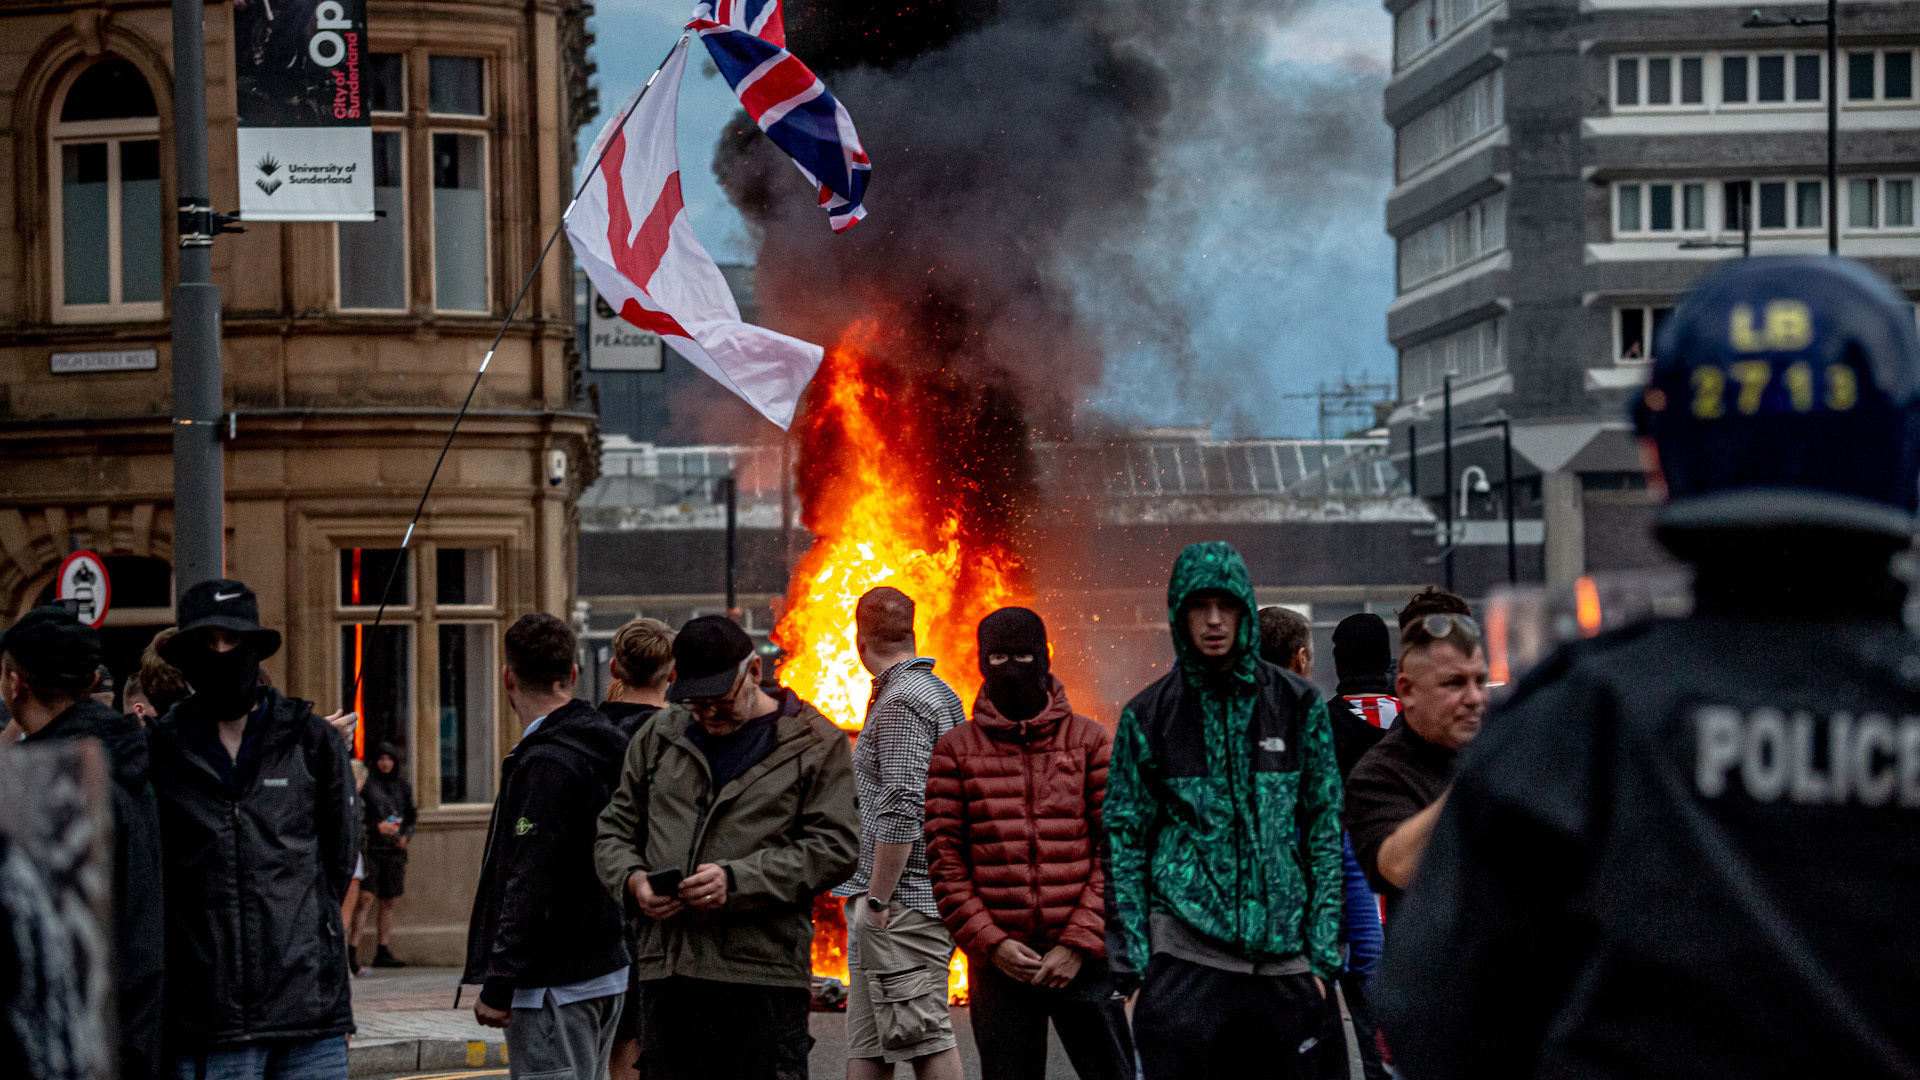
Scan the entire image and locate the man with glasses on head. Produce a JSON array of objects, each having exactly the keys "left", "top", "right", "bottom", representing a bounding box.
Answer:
[
  {"left": 595, "top": 615, "right": 858, "bottom": 1080},
  {"left": 1343, "top": 592, "right": 1488, "bottom": 921}
]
